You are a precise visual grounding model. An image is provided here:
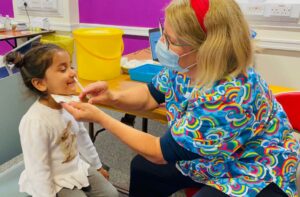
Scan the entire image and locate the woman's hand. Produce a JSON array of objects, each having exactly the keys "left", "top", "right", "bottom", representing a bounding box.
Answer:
[
  {"left": 62, "top": 102, "right": 102, "bottom": 123},
  {"left": 79, "top": 81, "right": 113, "bottom": 105},
  {"left": 97, "top": 167, "right": 109, "bottom": 180}
]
